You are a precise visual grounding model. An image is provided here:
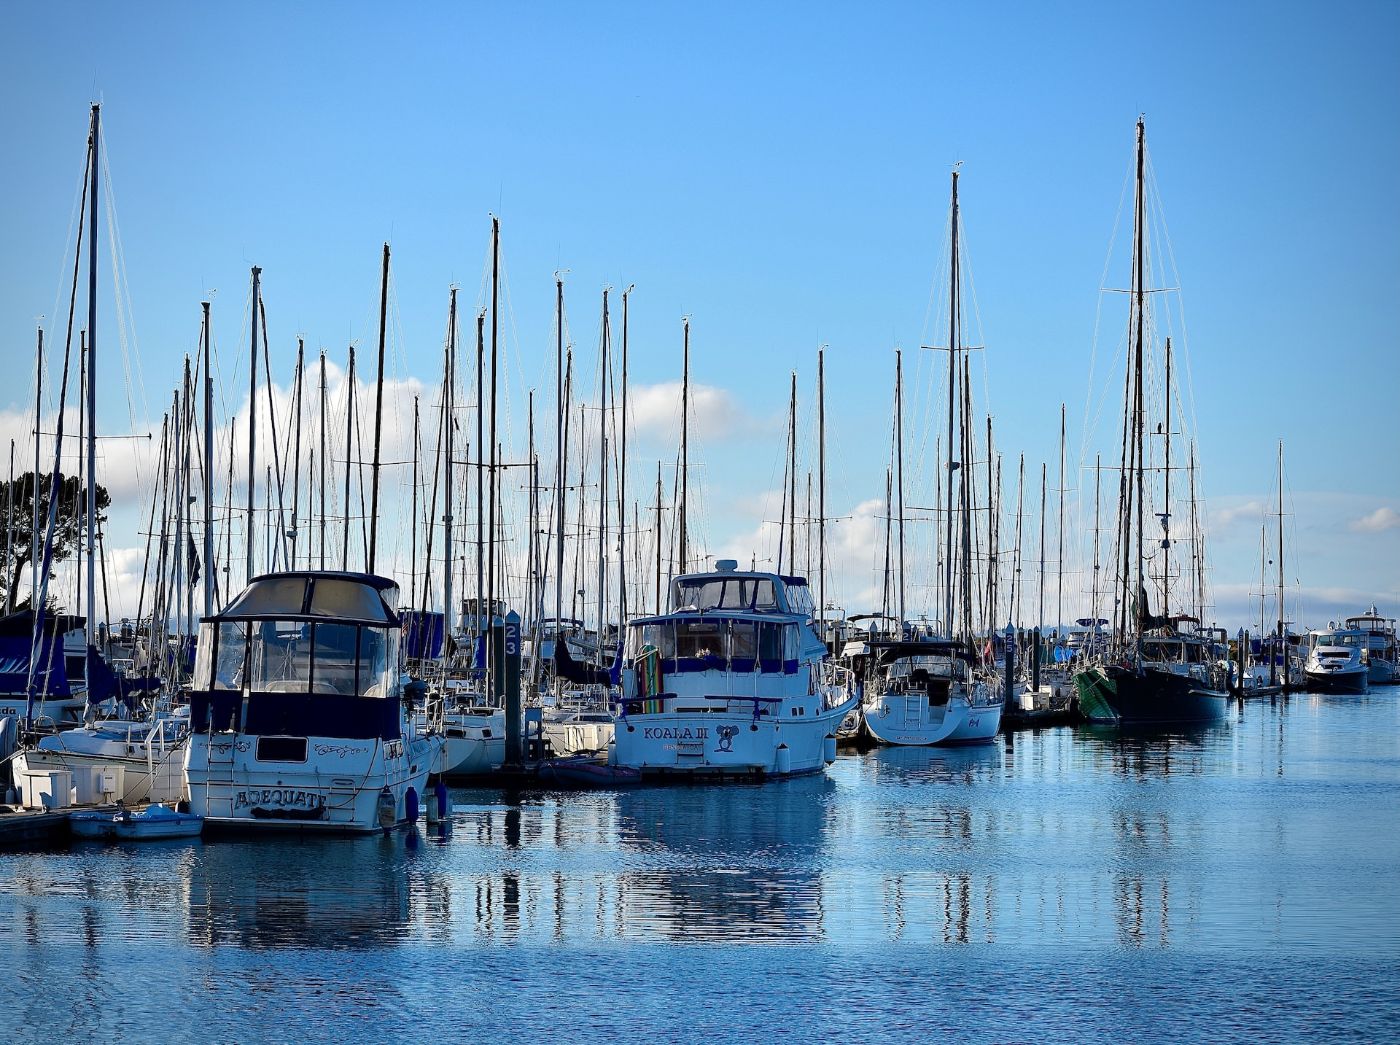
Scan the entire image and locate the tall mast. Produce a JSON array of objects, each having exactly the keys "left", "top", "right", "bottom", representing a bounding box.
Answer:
[
  {"left": 476, "top": 309, "right": 485, "bottom": 639},
  {"left": 409, "top": 395, "right": 419, "bottom": 608},
  {"left": 786, "top": 371, "right": 797, "bottom": 575},
  {"left": 368, "top": 242, "right": 390, "bottom": 574},
  {"left": 1038, "top": 462, "right": 1046, "bottom": 632},
  {"left": 487, "top": 217, "right": 500, "bottom": 644},
  {"left": 85, "top": 103, "right": 99, "bottom": 647},
  {"left": 678, "top": 318, "right": 689, "bottom": 574},
  {"left": 1057, "top": 402, "right": 1065, "bottom": 637},
  {"left": 554, "top": 276, "right": 566, "bottom": 638},
  {"left": 1162, "top": 337, "right": 1172, "bottom": 614},
  {"left": 246, "top": 266, "right": 261, "bottom": 583},
  {"left": 341, "top": 345, "right": 354, "bottom": 571},
  {"left": 290, "top": 340, "right": 304, "bottom": 566},
  {"left": 1276, "top": 441, "right": 1286, "bottom": 688},
  {"left": 5, "top": 440, "right": 13, "bottom": 614},
  {"left": 818, "top": 345, "right": 826, "bottom": 633},
  {"left": 944, "top": 169, "right": 960, "bottom": 639},
  {"left": 596, "top": 289, "right": 610, "bottom": 662},
  {"left": 620, "top": 285, "right": 632, "bottom": 637},
  {"left": 202, "top": 302, "right": 214, "bottom": 616},
  {"left": 1092, "top": 453, "right": 1102, "bottom": 652},
  {"left": 654, "top": 462, "right": 663, "bottom": 614},
  {"left": 32, "top": 329, "right": 42, "bottom": 606},
  {"left": 318, "top": 351, "right": 327, "bottom": 570},
  {"left": 443, "top": 288, "right": 457, "bottom": 640},
  {"left": 896, "top": 348, "right": 906, "bottom": 625},
  {"left": 1131, "top": 117, "right": 1147, "bottom": 664},
  {"left": 1013, "top": 453, "right": 1024, "bottom": 628},
  {"left": 882, "top": 467, "right": 892, "bottom": 621}
]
